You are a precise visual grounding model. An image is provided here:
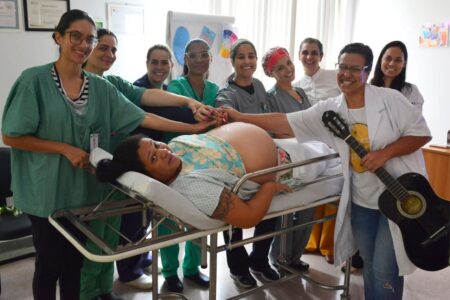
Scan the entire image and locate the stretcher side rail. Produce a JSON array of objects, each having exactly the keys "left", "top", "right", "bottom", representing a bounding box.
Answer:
[
  {"left": 213, "top": 152, "right": 350, "bottom": 300},
  {"left": 48, "top": 152, "right": 349, "bottom": 299}
]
